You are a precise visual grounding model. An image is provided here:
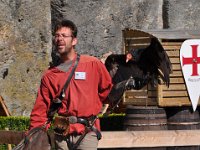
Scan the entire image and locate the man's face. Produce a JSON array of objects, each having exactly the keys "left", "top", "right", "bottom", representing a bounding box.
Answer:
[{"left": 54, "top": 27, "right": 77, "bottom": 55}]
